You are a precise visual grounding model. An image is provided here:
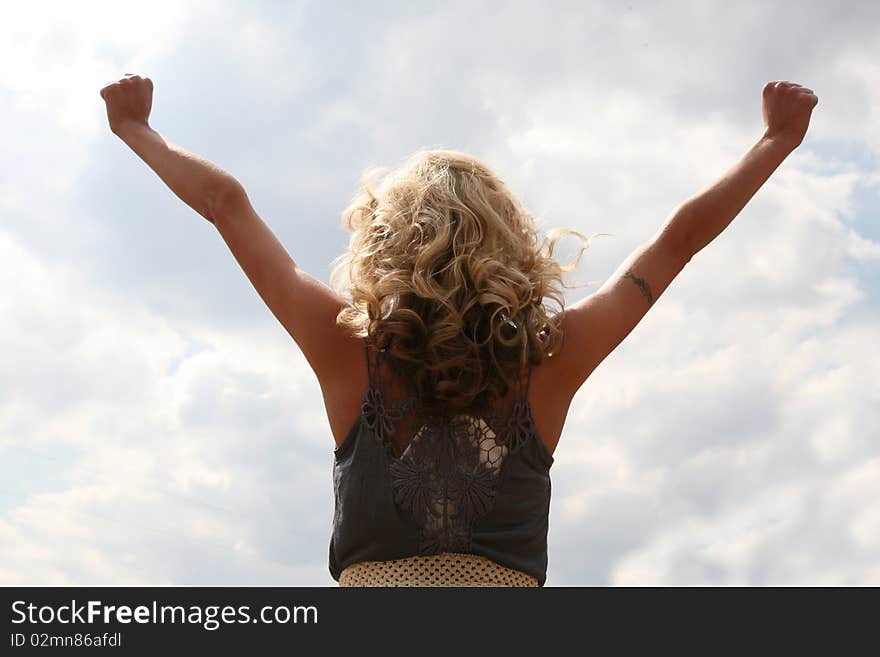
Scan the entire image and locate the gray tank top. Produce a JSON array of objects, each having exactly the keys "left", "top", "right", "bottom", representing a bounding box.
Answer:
[{"left": 329, "top": 338, "right": 554, "bottom": 586}]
